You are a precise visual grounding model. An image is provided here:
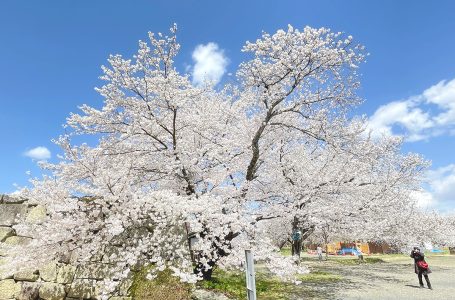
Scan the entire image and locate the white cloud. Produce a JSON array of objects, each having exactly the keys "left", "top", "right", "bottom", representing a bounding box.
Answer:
[
  {"left": 423, "top": 79, "right": 455, "bottom": 126},
  {"left": 427, "top": 164, "right": 455, "bottom": 207},
  {"left": 368, "top": 98, "right": 433, "bottom": 141},
  {"left": 191, "top": 42, "right": 228, "bottom": 86},
  {"left": 368, "top": 78, "right": 455, "bottom": 142},
  {"left": 24, "top": 146, "right": 51, "bottom": 160},
  {"left": 415, "top": 164, "right": 455, "bottom": 212}
]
